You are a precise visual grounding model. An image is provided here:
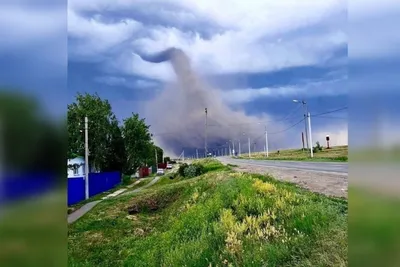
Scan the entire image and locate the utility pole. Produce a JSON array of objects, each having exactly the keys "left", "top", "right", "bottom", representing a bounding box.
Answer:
[
  {"left": 303, "top": 102, "right": 309, "bottom": 150},
  {"left": 232, "top": 140, "right": 235, "bottom": 156},
  {"left": 265, "top": 125, "right": 269, "bottom": 157},
  {"left": 307, "top": 112, "right": 313, "bottom": 158},
  {"left": 205, "top": 108, "right": 208, "bottom": 156},
  {"left": 293, "top": 100, "right": 309, "bottom": 149},
  {"left": 196, "top": 149, "right": 199, "bottom": 159},
  {"left": 248, "top": 137, "right": 251, "bottom": 158},
  {"left": 84, "top": 116, "right": 89, "bottom": 200},
  {"left": 239, "top": 140, "right": 241, "bottom": 156},
  {"left": 229, "top": 143, "right": 232, "bottom": 156},
  {"left": 155, "top": 148, "right": 158, "bottom": 165}
]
